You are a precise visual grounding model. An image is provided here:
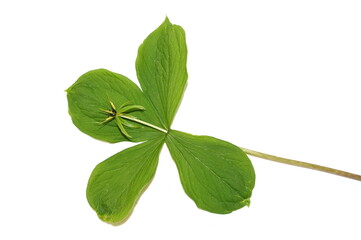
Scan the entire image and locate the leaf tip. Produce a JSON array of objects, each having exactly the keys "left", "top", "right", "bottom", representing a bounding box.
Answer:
[
  {"left": 242, "top": 198, "right": 251, "bottom": 207},
  {"left": 65, "top": 87, "right": 71, "bottom": 93},
  {"left": 96, "top": 210, "right": 133, "bottom": 226},
  {"left": 162, "top": 16, "right": 173, "bottom": 27}
]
